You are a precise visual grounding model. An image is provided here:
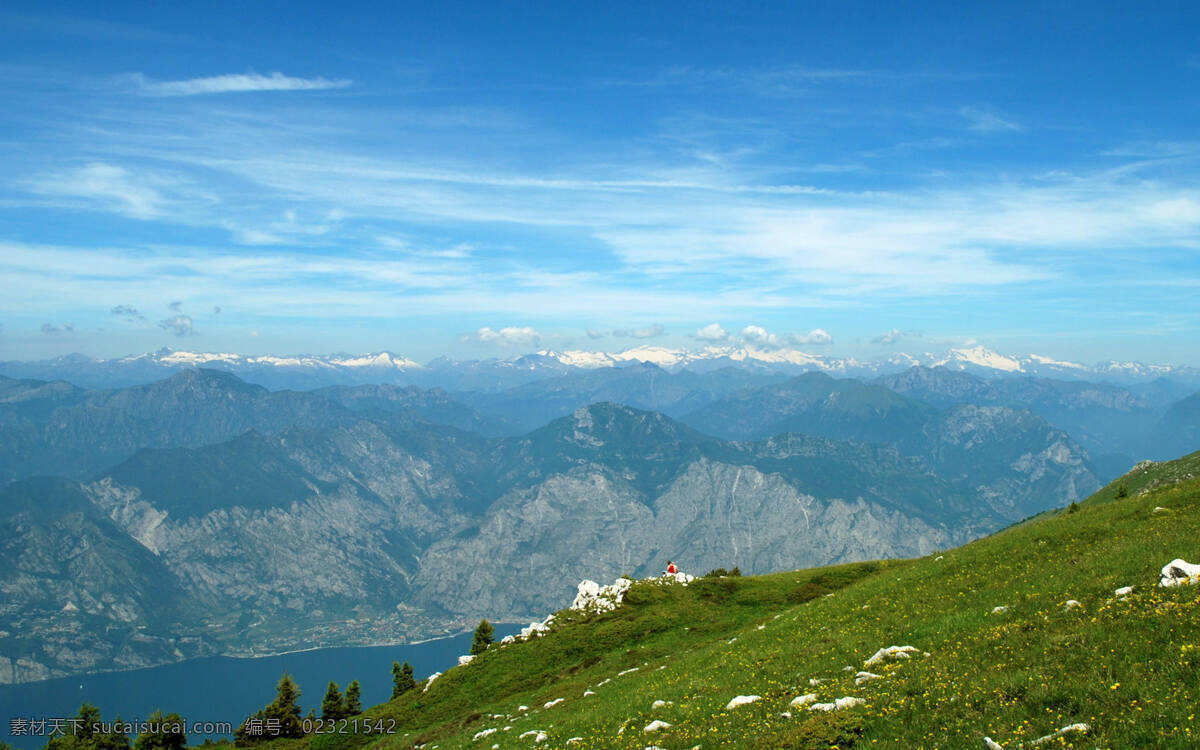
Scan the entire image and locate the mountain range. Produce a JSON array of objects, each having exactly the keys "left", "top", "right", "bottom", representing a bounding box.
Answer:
[
  {"left": 4, "top": 344, "right": 1200, "bottom": 391},
  {"left": 0, "top": 364, "right": 1126, "bottom": 684}
]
